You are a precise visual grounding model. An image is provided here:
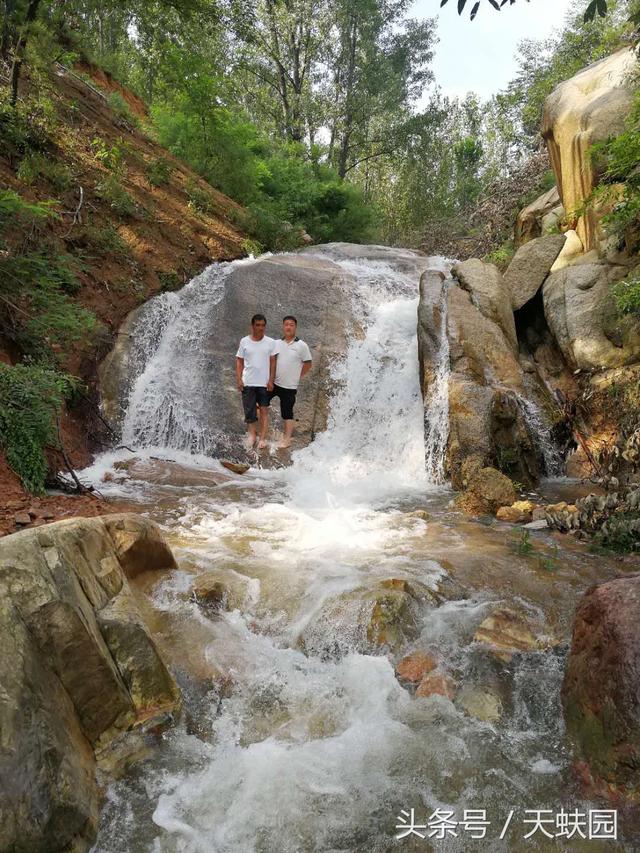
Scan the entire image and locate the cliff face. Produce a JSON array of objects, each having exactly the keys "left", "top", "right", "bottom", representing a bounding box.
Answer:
[{"left": 542, "top": 48, "right": 637, "bottom": 253}]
